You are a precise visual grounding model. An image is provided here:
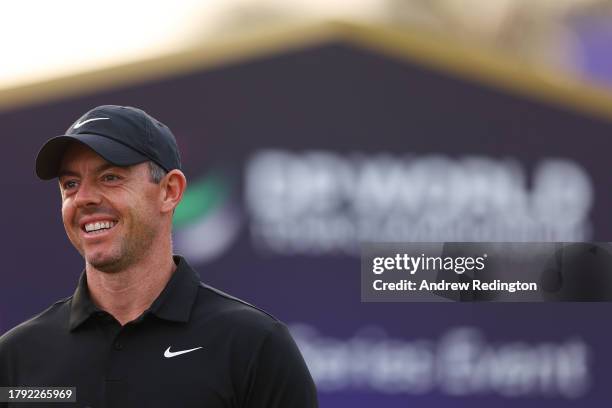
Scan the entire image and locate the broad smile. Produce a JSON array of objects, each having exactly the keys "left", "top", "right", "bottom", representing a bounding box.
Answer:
[
  {"left": 83, "top": 220, "right": 117, "bottom": 234},
  {"left": 79, "top": 219, "right": 119, "bottom": 239}
]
